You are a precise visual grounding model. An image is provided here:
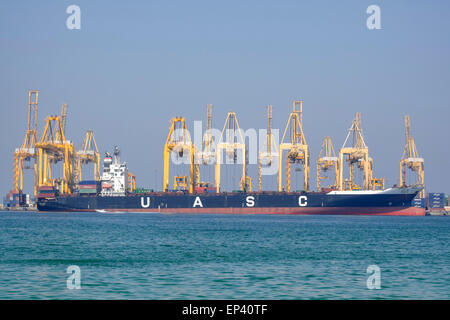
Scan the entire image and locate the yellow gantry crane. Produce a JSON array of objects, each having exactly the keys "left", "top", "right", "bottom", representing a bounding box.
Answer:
[
  {"left": 14, "top": 90, "right": 39, "bottom": 196},
  {"left": 200, "top": 104, "right": 216, "bottom": 165},
  {"left": 163, "top": 117, "right": 197, "bottom": 193},
  {"left": 215, "top": 111, "right": 248, "bottom": 192},
  {"left": 316, "top": 136, "right": 338, "bottom": 191},
  {"left": 400, "top": 115, "right": 424, "bottom": 197},
  {"left": 54, "top": 104, "right": 68, "bottom": 142},
  {"left": 35, "top": 115, "right": 76, "bottom": 194},
  {"left": 196, "top": 104, "right": 216, "bottom": 187},
  {"left": 76, "top": 130, "right": 100, "bottom": 182},
  {"left": 337, "top": 113, "right": 372, "bottom": 190},
  {"left": 278, "top": 100, "right": 310, "bottom": 192},
  {"left": 258, "top": 105, "right": 278, "bottom": 191}
]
